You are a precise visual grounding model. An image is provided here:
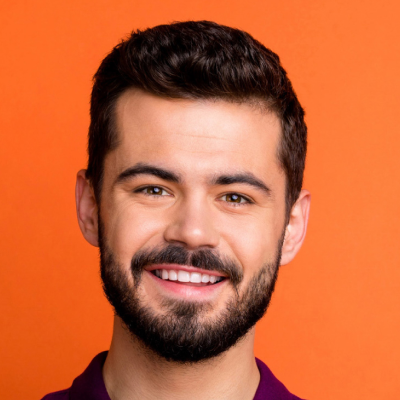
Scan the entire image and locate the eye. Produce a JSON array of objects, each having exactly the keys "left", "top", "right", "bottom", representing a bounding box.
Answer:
[
  {"left": 137, "top": 186, "right": 170, "bottom": 196},
  {"left": 220, "top": 193, "right": 252, "bottom": 205}
]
